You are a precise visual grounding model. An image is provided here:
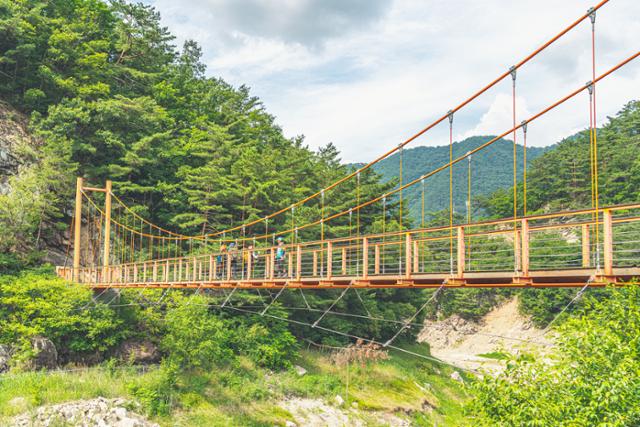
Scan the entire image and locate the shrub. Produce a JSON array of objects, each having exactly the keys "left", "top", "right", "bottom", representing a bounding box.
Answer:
[
  {"left": 161, "top": 295, "right": 234, "bottom": 369},
  {"left": 0, "top": 271, "right": 130, "bottom": 363}
]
